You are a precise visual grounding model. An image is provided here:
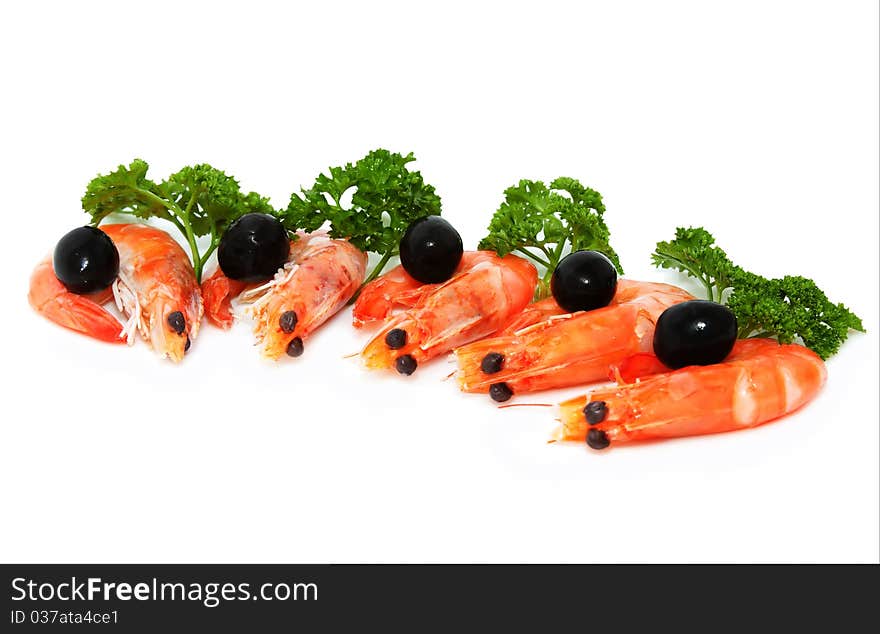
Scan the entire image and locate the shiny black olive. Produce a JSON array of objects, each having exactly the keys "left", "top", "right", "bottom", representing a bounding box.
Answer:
[
  {"left": 53, "top": 226, "right": 119, "bottom": 294},
  {"left": 550, "top": 250, "right": 617, "bottom": 313},
  {"left": 652, "top": 300, "right": 738, "bottom": 369},
  {"left": 218, "top": 213, "right": 290, "bottom": 282},
  {"left": 399, "top": 216, "right": 463, "bottom": 284}
]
